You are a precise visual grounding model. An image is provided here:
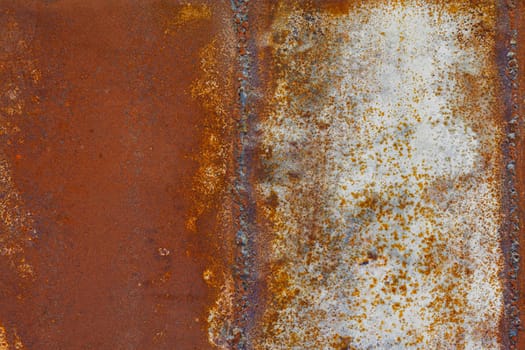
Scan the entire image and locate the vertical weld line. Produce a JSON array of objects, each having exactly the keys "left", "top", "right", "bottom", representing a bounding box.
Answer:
[
  {"left": 231, "top": 1, "right": 256, "bottom": 349},
  {"left": 499, "top": 0, "right": 520, "bottom": 348}
]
